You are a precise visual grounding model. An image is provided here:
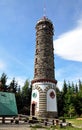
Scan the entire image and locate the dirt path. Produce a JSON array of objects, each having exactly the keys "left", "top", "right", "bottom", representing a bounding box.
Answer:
[{"left": 0, "top": 124, "right": 32, "bottom": 130}]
